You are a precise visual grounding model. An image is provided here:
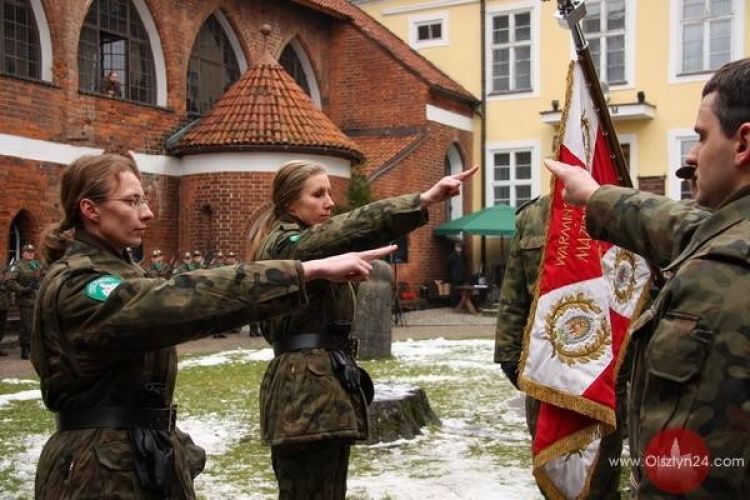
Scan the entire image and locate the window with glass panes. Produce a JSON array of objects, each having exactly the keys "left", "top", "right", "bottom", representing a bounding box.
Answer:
[
  {"left": 680, "top": 0, "right": 734, "bottom": 74},
  {"left": 1, "top": 0, "right": 40, "bottom": 79},
  {"left": 78, "top": 0, "right": 156, "bottom": 104},
  {"left": 492, "top": 150, "right": 532, "bottom": 207},
  {"left": 187, "top": 15, "right": 240, "bottom": 115},
  {"left": 490, "top": 11, "right": 532, "bottom": 93},
  {"left": 679, "top": 138, "right": 697, "bottom": 199},
  {"left": 415, "top": 20, "right": 442, "bottom": 42},
  {"left": 582, "top": 0, "right": 626, "bottom": 84},
  {"left": 280, "top": 44, "right": 310, "bottom": 97}
]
